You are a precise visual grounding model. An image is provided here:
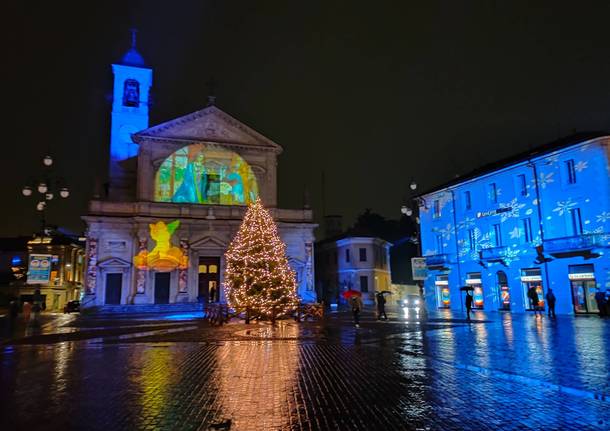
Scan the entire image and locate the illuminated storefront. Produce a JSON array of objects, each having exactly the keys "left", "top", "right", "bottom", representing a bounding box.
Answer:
[
  {"left": 568, "top": 264, "right": 598, "bottom": 314},
  {"left": 419, "top": 135, "right": 610, "bottom": 315},
  {"left": 466, "top": 273, "right": 484, "bottom": 309},
  {"left": 435, "top": 274, "right": 450, "bottom": 308},
  {"left": 496, "top": 271, "right": 510, "bottom": 311},
  {"left": 520, "top": 268, "right": 545, "bottom": 310}
]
